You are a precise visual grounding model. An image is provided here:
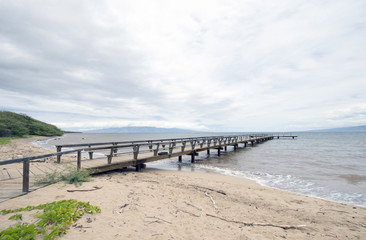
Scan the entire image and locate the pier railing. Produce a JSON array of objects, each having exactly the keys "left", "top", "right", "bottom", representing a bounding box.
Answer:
[{"left": 0, "top": 134, "right": 276, "bottom": 194}]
